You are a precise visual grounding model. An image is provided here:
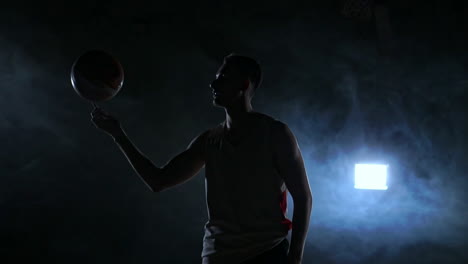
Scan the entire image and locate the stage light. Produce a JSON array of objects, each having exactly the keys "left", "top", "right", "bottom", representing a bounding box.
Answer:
[{"left": 354, "top": 164, "right": 388, "bottom": 190}]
